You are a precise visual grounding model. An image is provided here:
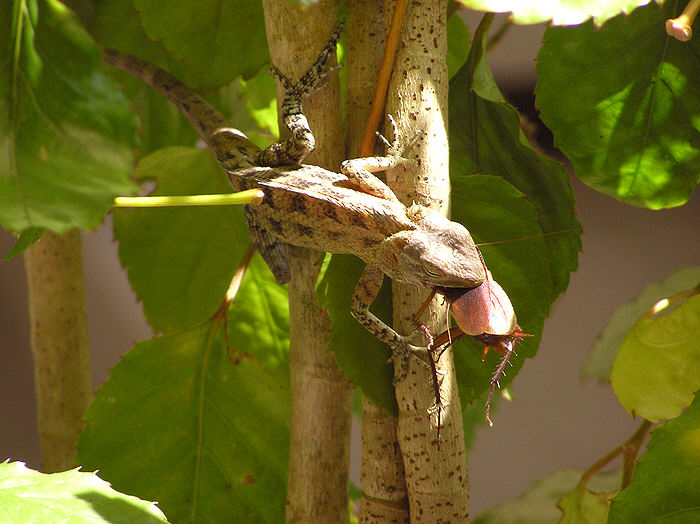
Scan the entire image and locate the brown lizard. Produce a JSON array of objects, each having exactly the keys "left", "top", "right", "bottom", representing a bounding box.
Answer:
[{"left": 103, "top": 23, "right": 485, "bottom": 362}]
